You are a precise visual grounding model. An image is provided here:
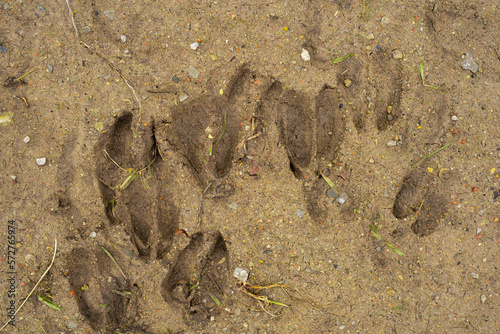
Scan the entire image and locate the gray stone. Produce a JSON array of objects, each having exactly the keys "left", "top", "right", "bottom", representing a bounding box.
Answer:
[
  {"left": 0, "top": 46, "right": 8, "bottom": 53},
  {"left": 188, "top": 66, "right": 199, "bottom": 79},
  {"left": 229, "top": 202, "right": 238, "bottom": 210},
  {"left": 103, "top": 10, "right": 115, "bottom": 20},
  {"left": 376, "top": 246, "right": 382, "bottom": 252},
  {"left": 36, "top": 157, "right": 47, "bottom": 166},
  {"left": 381, "top": 16, "right": 391, "bottom": 24},
  {"left": 327, "top": 188, "right": 338, "bottom": 199},
  {"left": 120, "top": 35, "right": 127, "bottom": 43},
  {"left": 179, "top": 94, "right": 188, "bottom": 103},
  {"left": 295, "top": 209, "right": 306, "bottom": 217}
]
